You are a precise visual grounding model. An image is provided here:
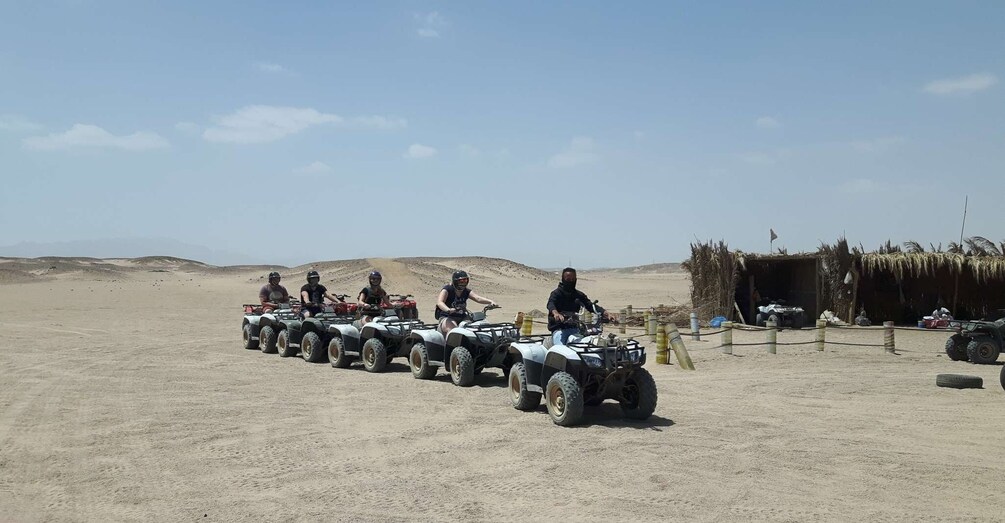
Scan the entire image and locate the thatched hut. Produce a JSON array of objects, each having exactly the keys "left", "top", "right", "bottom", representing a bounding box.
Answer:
[{"left": 683, "top": 239, "right": 1005, "bottom": 324}]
